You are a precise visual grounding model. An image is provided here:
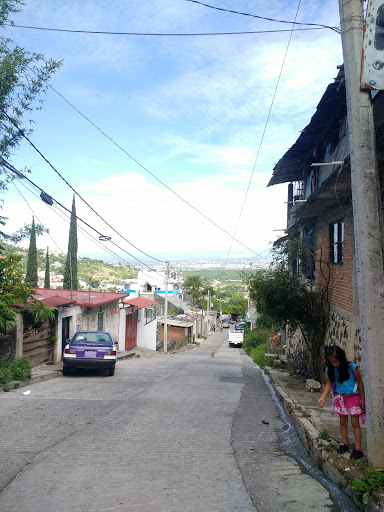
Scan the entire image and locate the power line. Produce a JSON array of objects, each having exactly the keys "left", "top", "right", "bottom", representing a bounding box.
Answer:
[
  {"left": 1, "top": 158, "right": 167, "bottom": 278},
  {"left": 11, "top": 175, "right": 165, "bottom": 286},
  {"left": 4, "top": 22, "right": 328, "bottom": 36},
  {"left": 0, "top": 107, "right": 164, "bottom": 264},
  {"left": 11, "top": 180, "right": 64, "bottom": 254},
  {"left": 0, "top": 105, "right": 268, "bottom": 260},
  {"left": 186, "top": 0, "right": 341, "bottom": 33},
  {"left": 225, "top": 0, "right": 303, "bottom": 265}
]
